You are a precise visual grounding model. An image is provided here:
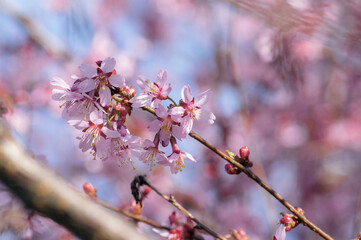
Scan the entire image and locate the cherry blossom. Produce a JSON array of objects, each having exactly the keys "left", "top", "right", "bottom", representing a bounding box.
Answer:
[
  {"left": 139, "top": 134, "right": 167, "bottom": 171},
  {"left": 158, "top": 137, "right": 197, "bottom": 174},
  {"left": 78, "top": 57, "right": 126, "bottom": 106},
  {"left": 179, "top": 85, "right": 215, "bottom": 134},
  {"left": 148, "top": 103, "right": 186, "bottom": 147},
  {"left": 130, "top": 70, "right": 171, "bottom": 108}
]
